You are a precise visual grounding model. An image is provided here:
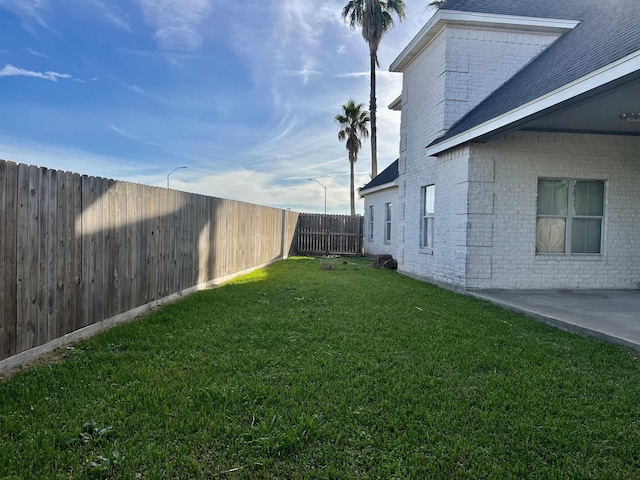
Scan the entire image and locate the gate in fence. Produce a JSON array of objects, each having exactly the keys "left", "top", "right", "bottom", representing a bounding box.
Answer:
[{"left": 296, "top": 213, "right": 363, "bottom": 255}]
